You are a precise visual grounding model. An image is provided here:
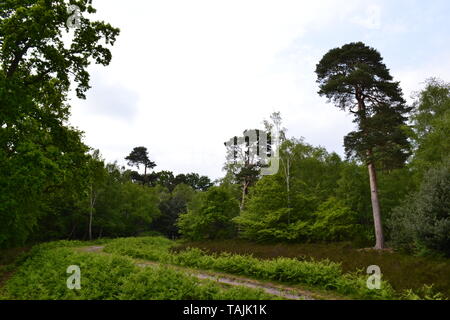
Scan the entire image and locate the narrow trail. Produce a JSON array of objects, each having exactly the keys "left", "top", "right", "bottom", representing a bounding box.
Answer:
[{"left": 77, "top": 245, "right": 321, "bottom": 300}]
